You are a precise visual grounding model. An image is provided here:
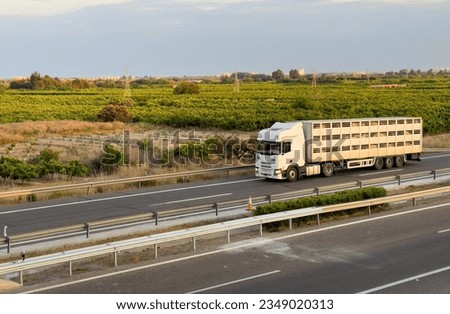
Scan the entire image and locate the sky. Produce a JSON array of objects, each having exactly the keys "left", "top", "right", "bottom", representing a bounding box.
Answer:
[{"left": 0, "top": 0, "right": 449, "bottom": 78}]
